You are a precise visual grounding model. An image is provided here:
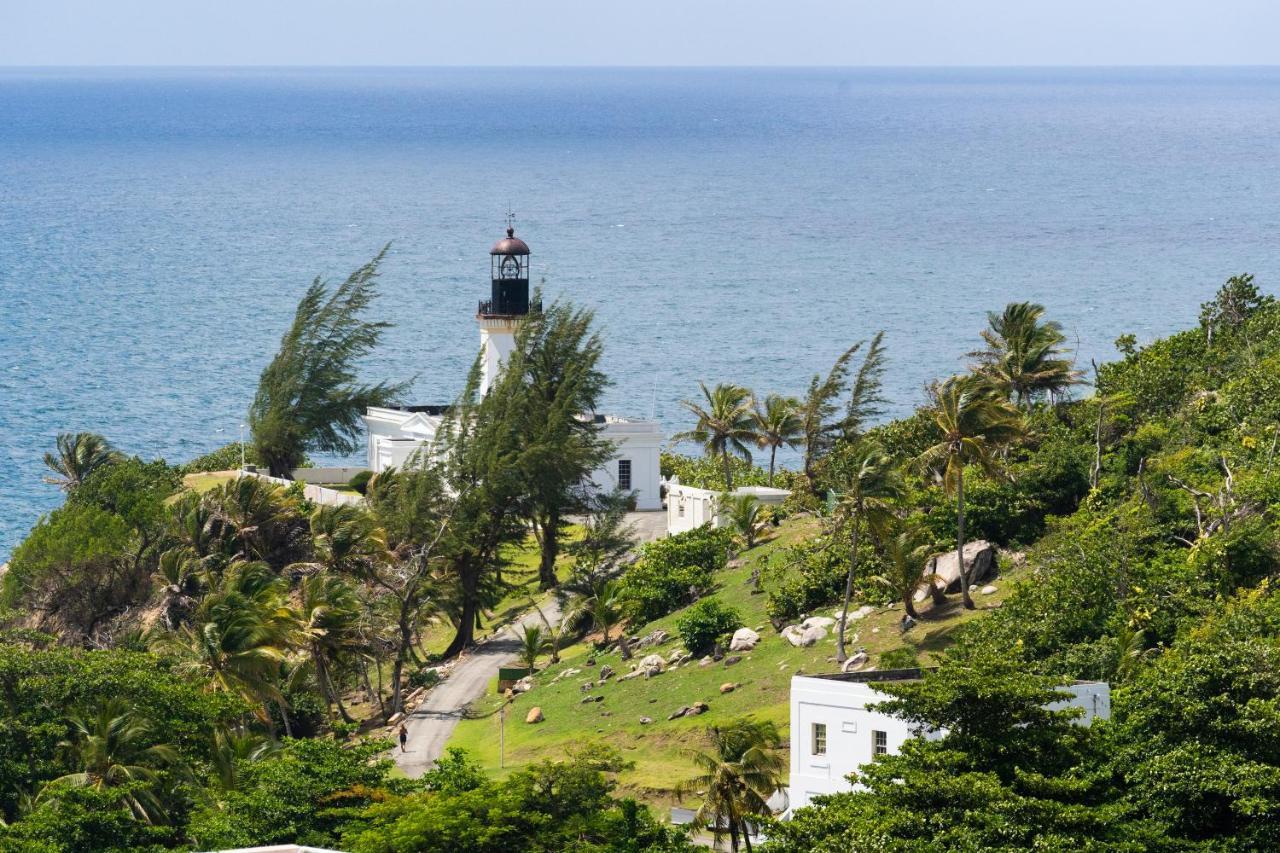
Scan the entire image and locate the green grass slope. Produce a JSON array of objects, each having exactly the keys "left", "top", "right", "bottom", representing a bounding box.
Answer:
[{"left": 448, "top": 516, "right": 1020, "bottom": 806}]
